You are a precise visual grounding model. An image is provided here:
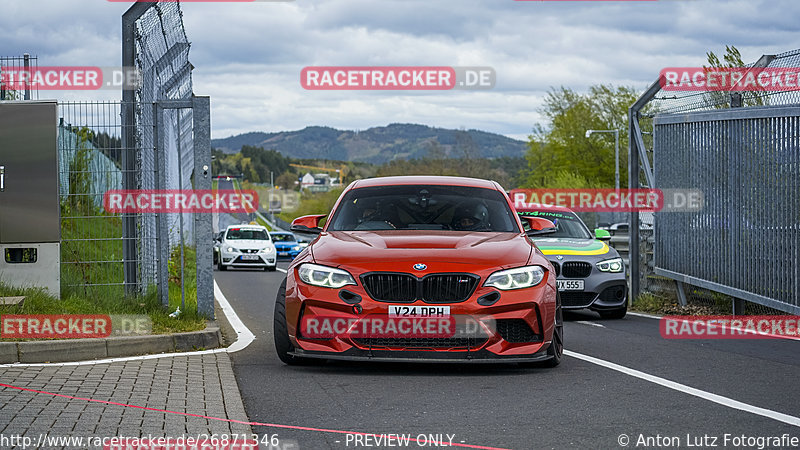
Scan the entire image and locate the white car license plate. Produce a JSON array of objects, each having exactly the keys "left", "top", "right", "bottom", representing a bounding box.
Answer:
[
  {"left": 557, "top": 279, "right": 585, "bottom": 291},
  {"left": 241, "top": 255, "right": 259, "bottom": 261},
  {"left": 388, "top": 305, "right": 450, "bottom": 318}
]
